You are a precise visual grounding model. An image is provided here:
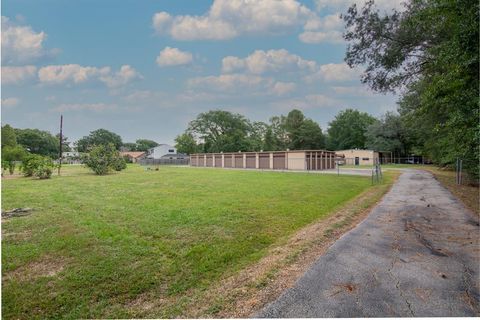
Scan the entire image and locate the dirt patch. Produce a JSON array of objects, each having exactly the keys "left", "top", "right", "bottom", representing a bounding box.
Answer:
[{"left": 4, "top": 256, "right": 67, "bottom": 282}]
